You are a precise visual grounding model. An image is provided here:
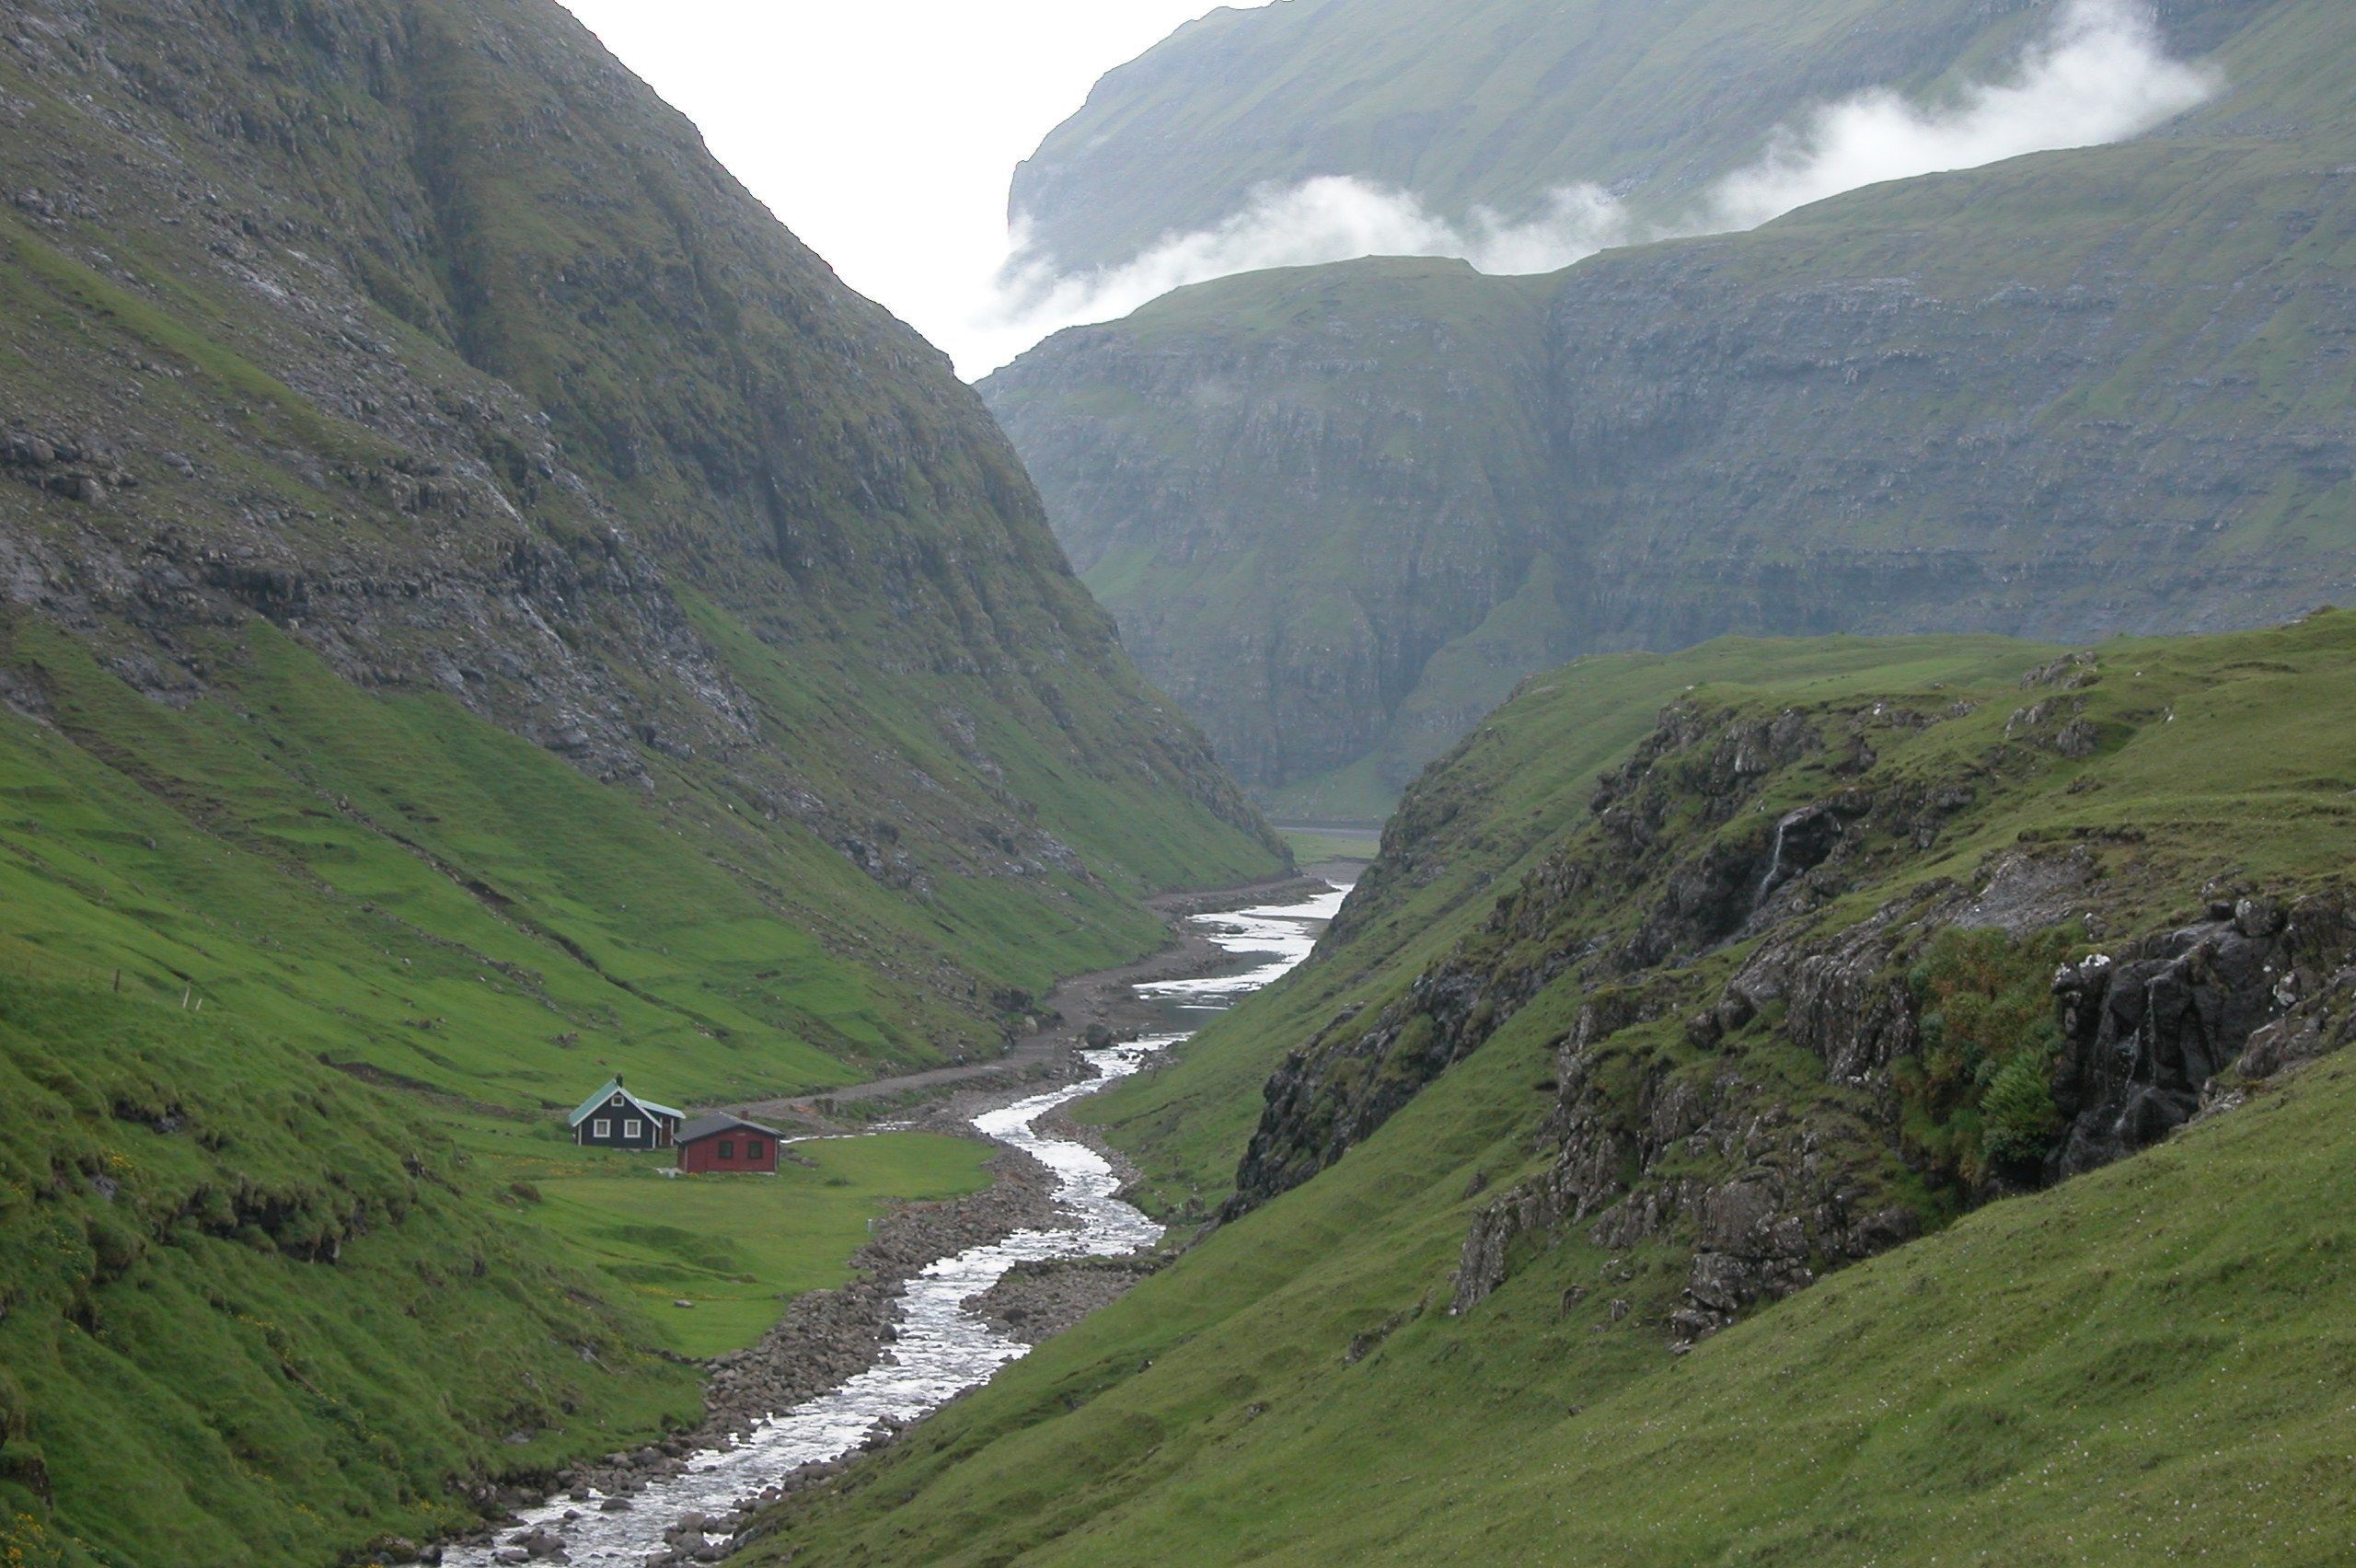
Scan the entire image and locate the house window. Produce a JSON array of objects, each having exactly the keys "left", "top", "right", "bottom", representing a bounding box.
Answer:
[
  {"left": 746, "top": 1139, "right": 766, "bottom": 1159},
  {"left": 592, "top": 1119, "right": 611, "bottom": 1139},
  {"left": 624, "top": 1119, "right": 642, "bottom": 1139},
  {"left": 718, "top": 1140, "right": 735, "bottom": 1159}
]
